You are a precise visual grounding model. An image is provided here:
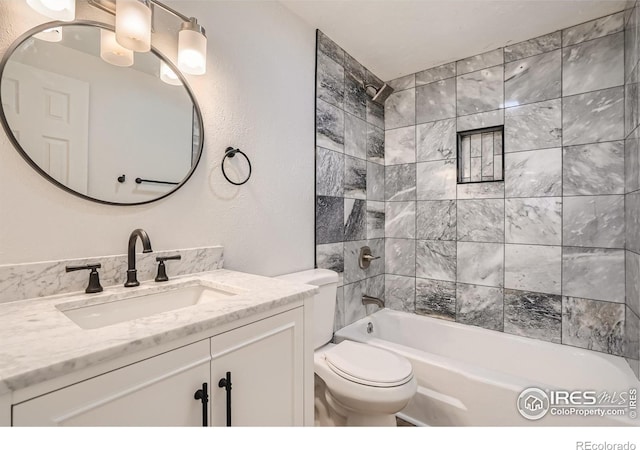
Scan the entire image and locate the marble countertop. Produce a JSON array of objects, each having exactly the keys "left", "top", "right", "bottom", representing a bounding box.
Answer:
[{"left": 0, "top": 269, "right": 317, "bottom": 396}]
